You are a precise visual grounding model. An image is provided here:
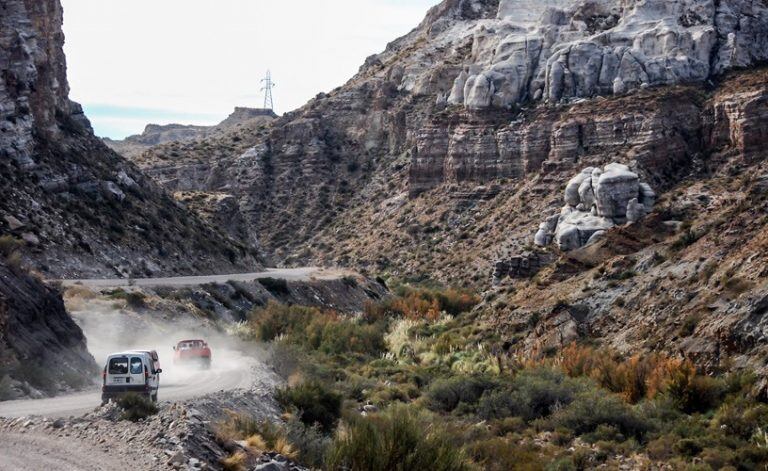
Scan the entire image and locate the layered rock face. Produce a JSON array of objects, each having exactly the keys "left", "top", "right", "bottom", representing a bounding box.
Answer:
[
  {"left": 129, "top": 0, "right": 768, "bottom": 283},
  {"left": 534, "top": 163, "right": 655, "bottom": 251},
  {"left": 444, "top": 0, "right": 768, "bottom": 109},
  {"left": 0, "top": 0, "right": 261, "bottom": 277},
  {"left": 0, "top": 260, "right": 98, "bottom": 399}
]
